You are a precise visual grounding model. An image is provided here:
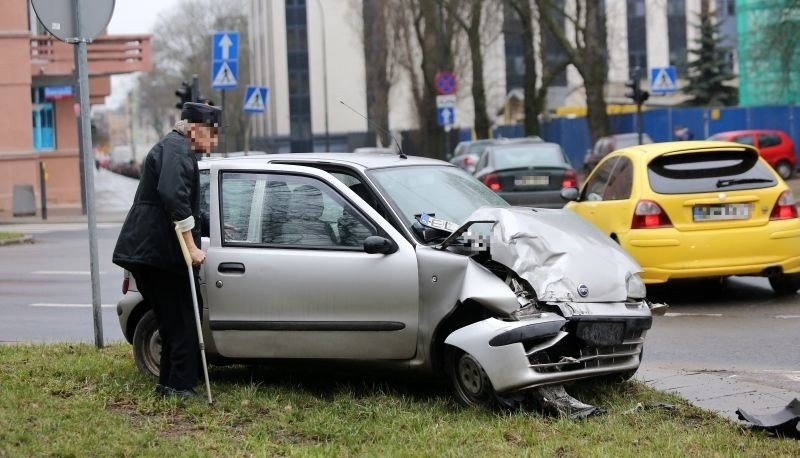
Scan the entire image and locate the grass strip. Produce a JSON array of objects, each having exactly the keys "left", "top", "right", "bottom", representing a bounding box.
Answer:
[
  {"left": 0, "top": 343, "right": 797, "bottom": 456},
  {"left": 0, "top": 232, "right": 23, "bottom": 241}
]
